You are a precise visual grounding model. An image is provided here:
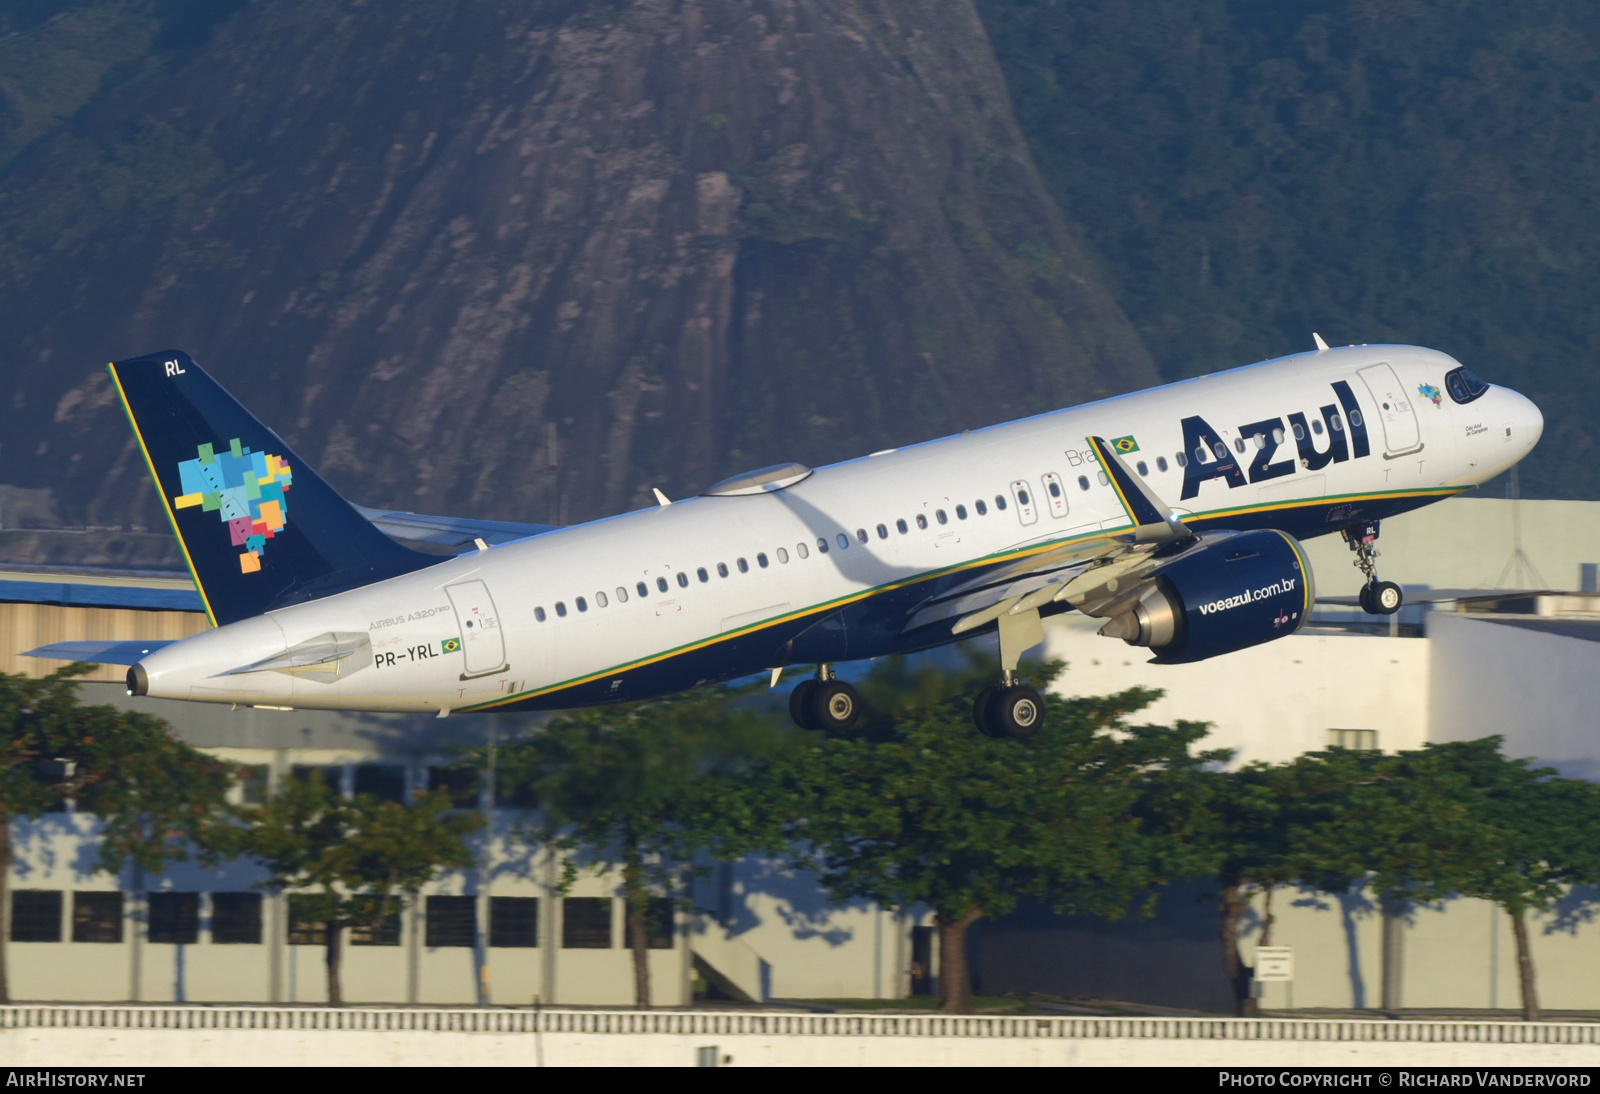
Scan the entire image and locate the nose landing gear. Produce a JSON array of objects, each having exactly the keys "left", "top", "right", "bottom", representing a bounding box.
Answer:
[
  {"left": 788, "top": 665, "right": 860, "bottom": 732},
  {"left": 1344, "top": 521, "right": 1403, "bottom": 616}
]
